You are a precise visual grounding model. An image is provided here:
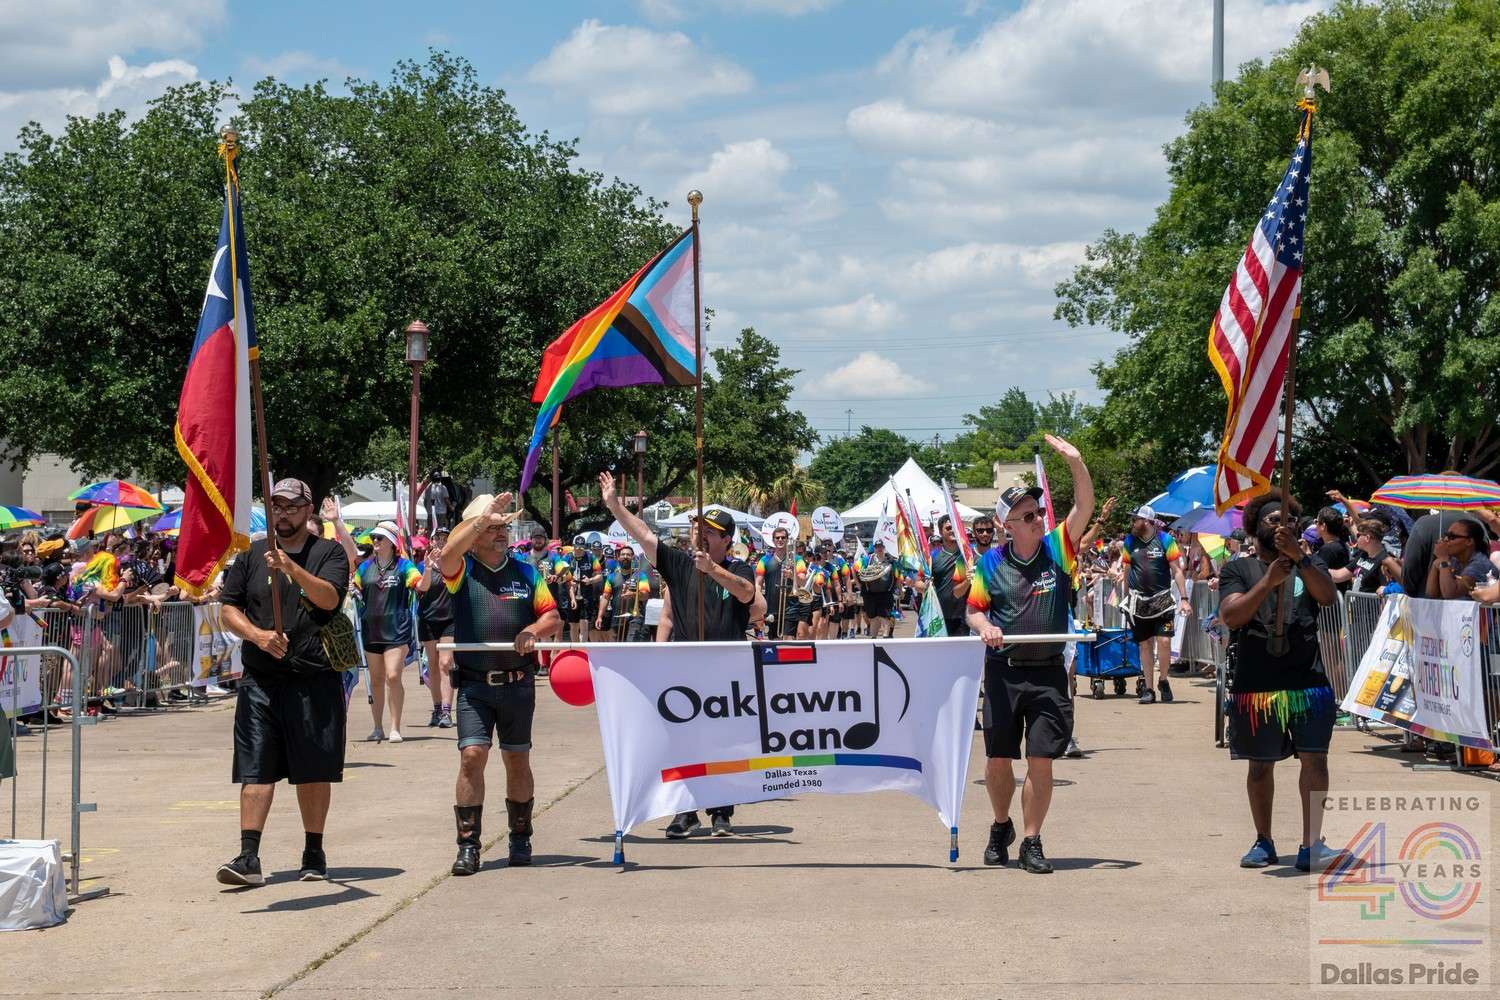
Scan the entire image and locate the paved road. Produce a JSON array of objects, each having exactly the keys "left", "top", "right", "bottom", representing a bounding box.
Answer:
[{"left": 4, "top": 645, "right": 1496, "bottom": 999}]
